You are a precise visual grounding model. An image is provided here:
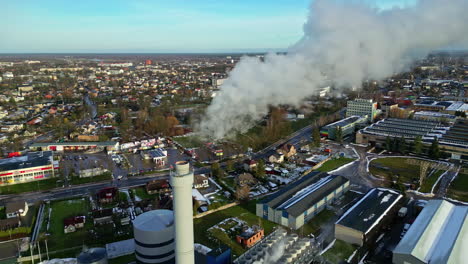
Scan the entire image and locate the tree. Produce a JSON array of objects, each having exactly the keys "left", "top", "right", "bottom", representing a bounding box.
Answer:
[
  {"left": 385, "top": 136, "right": 392, "bottom": 151},
  {"left": 429, "top": 138, "right": 440, "bottom": 159},
  {"left": 399, "top": 136, "right": 407, "bottom": 154},
  {"left": 335, "top": 126, "right": 343, "bottom": 144},
  {"left": 413, "top": 136, "right": 423, "bottom": 155},
  {"left": 255, "top": 160, "right": 266, "bottom": 179},
  {"left": 312, "top": 127, "right": 321, "bottom": 147},
  {"left": 235, "top": 185, "right": 250, "bottom": 201},
  {"left": 211, "top": 162, "right": 222, "bottom": 178},
  {"left": 392, "top": 138, "right": 400, "bottom": 152},
  {"left": 226, "top": 160, "right": 234, "bottom": 172}
]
